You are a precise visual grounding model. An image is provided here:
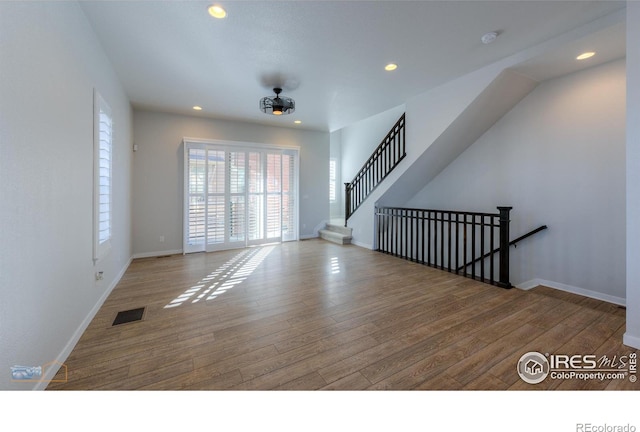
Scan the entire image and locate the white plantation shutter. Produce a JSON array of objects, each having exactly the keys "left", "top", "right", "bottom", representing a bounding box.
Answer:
[
  {"left": 184, "top": 140, "right": 298, "bottom": 253},
  {"left": 94, "top": 91, "right": 113, "bottom": 261},
  {"left": 207, "top": 150, "right": 225, "bottom": 246},
  {"left": 228, "top": 152, "right": 246, "bottom": 244},
  {"left": 186, "top": 148, "right": 206, "bottom": 250},
  {"left": 282, "top": 151, "right": 297, "bottom": 242},
  {"left": 248, "top": 152, "right": 264, "bottom": 241},
  {"left": 266, "top": 153, "right": 282, "bottom": 239}
]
